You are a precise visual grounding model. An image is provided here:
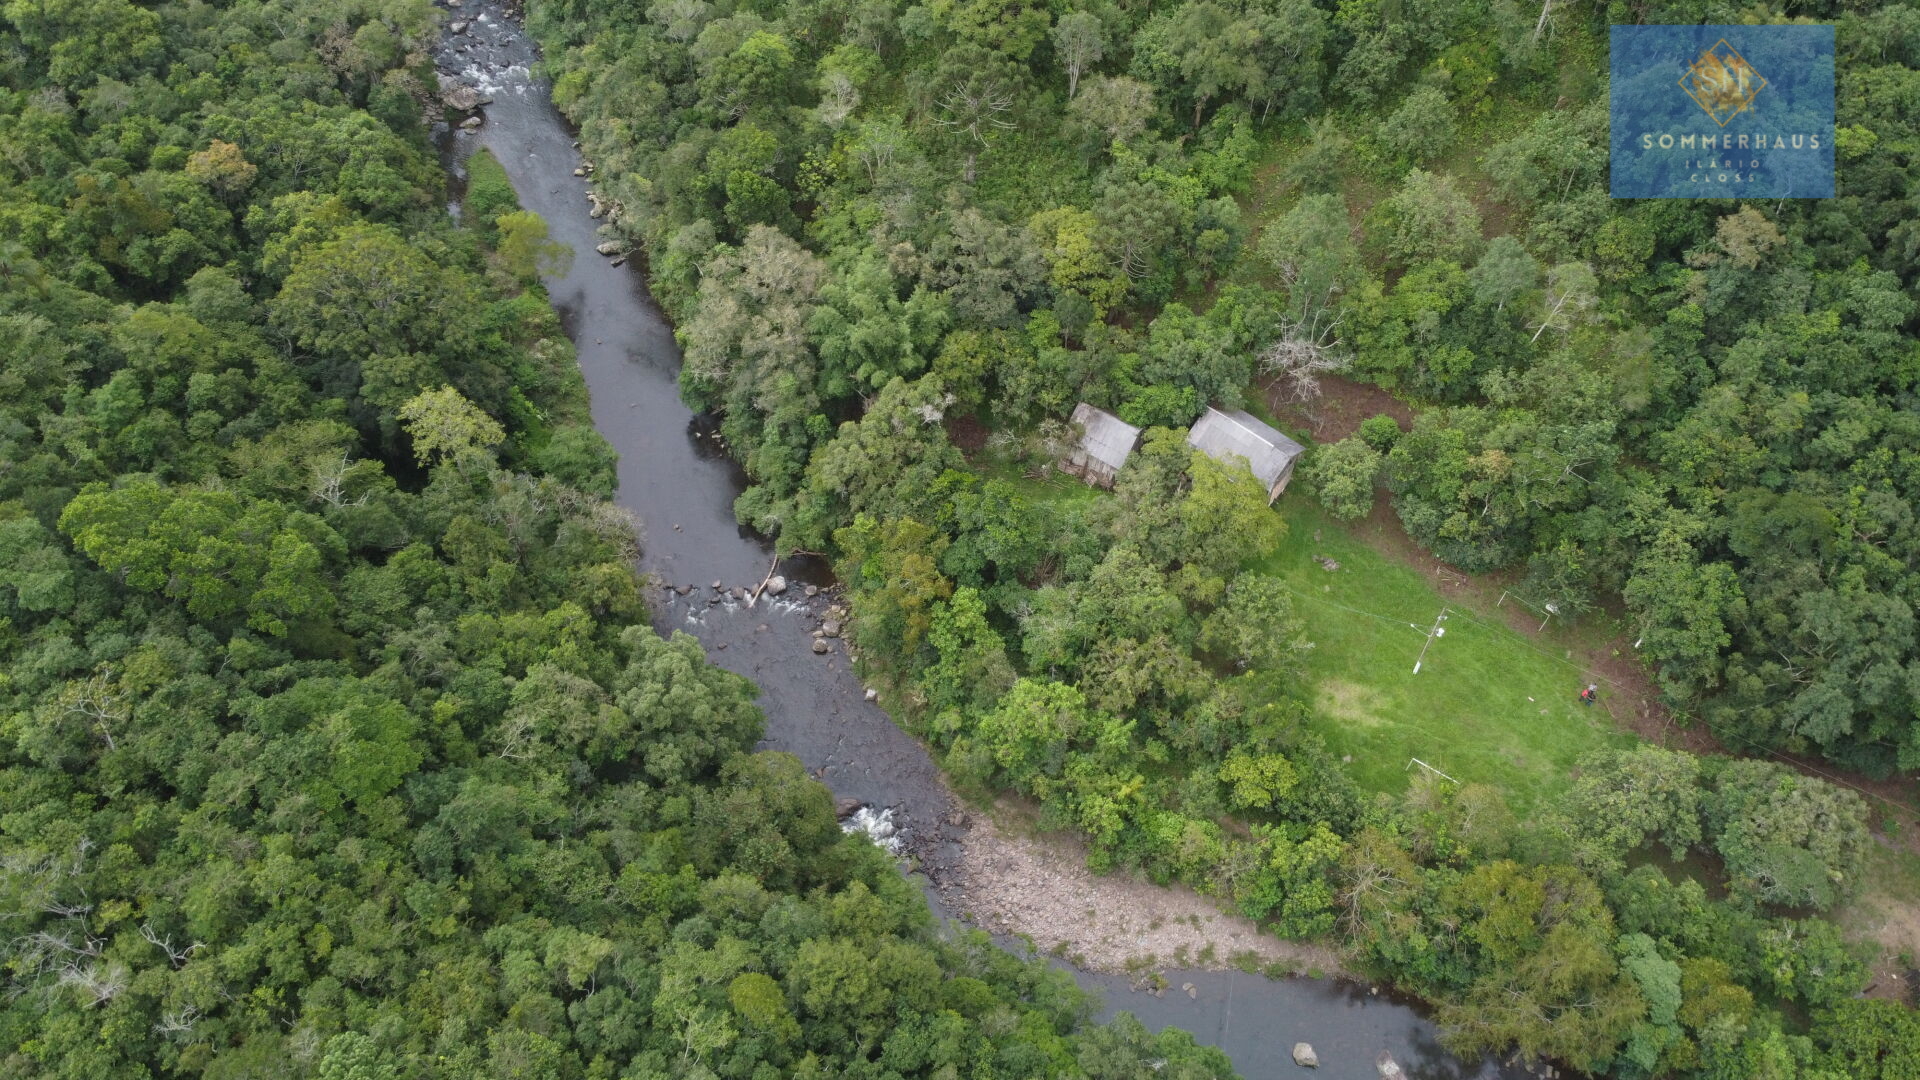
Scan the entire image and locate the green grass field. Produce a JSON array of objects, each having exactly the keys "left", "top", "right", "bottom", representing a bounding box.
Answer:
[{"left": 1252, "top": 500, "right": 1635, "bottom": 813}]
